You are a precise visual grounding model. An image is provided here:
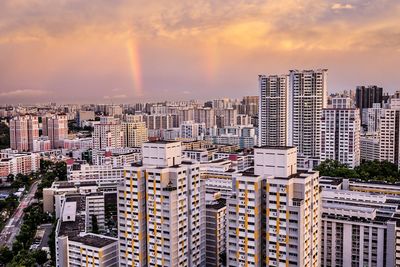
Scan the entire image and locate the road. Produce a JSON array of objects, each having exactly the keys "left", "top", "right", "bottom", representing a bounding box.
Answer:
[{"left": 0, "top": 180, "right": 39, "bottom": 248}]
